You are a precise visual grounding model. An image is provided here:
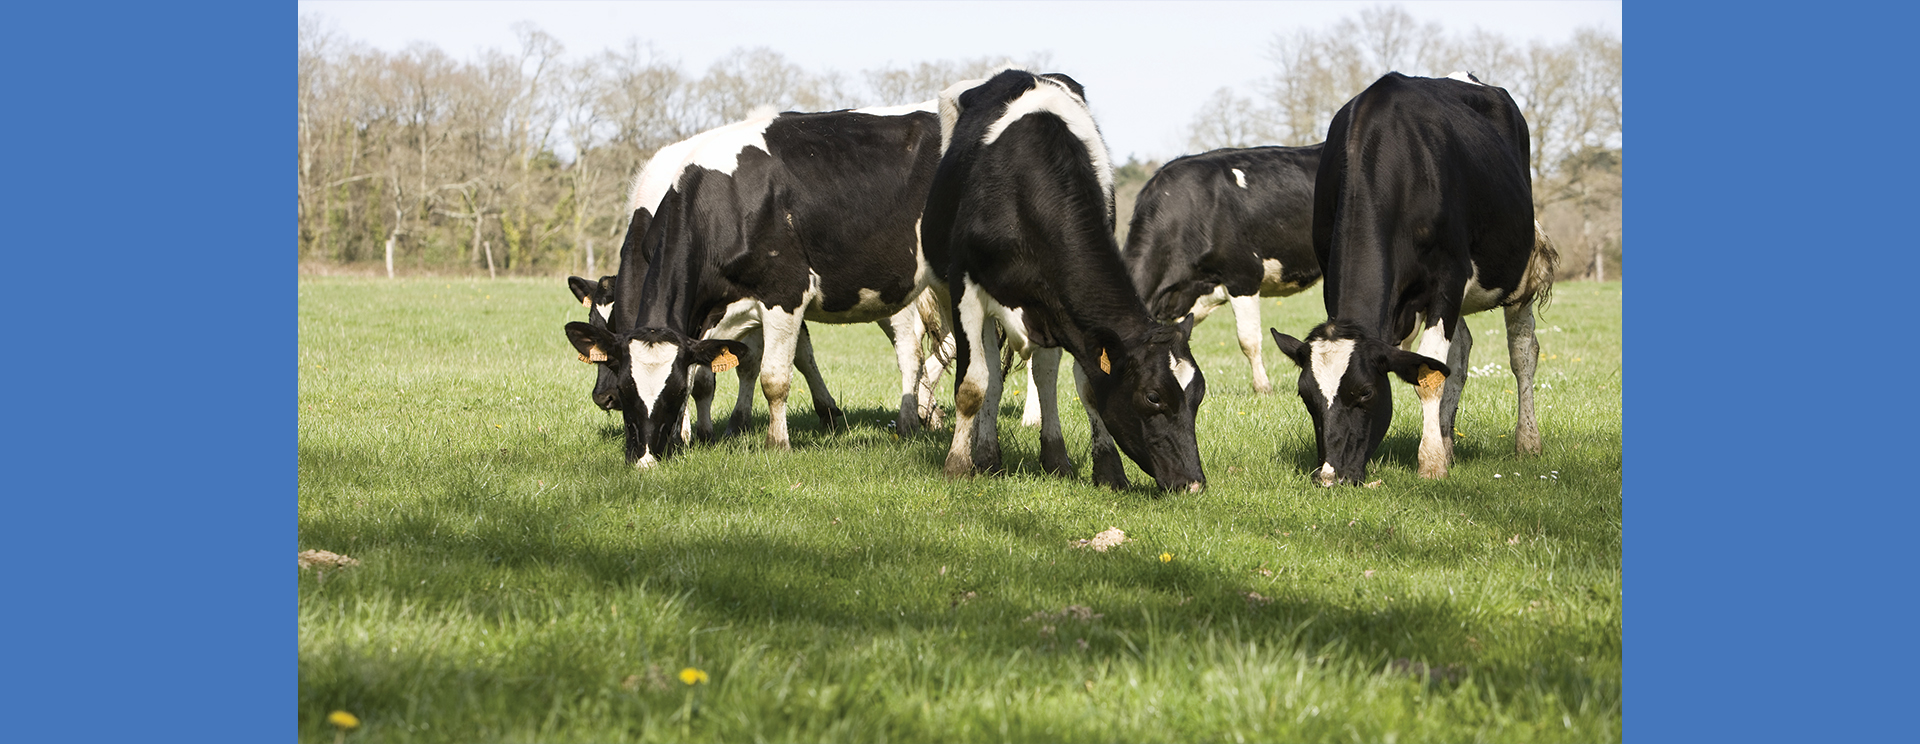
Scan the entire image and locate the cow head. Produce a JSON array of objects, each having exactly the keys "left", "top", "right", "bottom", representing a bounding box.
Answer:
[
  {"left": 566, "top": 275, "right": 623, "bottom": 410},
  {"left": 563, "top": 322, "right": 747, "bottom": 469},
  {"left": 1270, "top": 320, "right": 1448, "bottom": 486},
  {"left": 1083, "top": 316, "right": 1208, "bottom": 493}
]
